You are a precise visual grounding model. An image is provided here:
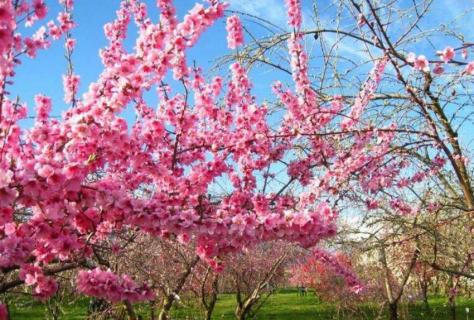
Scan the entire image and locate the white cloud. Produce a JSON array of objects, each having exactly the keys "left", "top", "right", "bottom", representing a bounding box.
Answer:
[
  {"left": 227, "top": 0, "right": 314, "bottom": 30},
  {"left": 227, "top": 0, "right": 288, "bottom": 27},
  {"left": 226, "top": 1, "right": 379, "bottom": 62}
]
